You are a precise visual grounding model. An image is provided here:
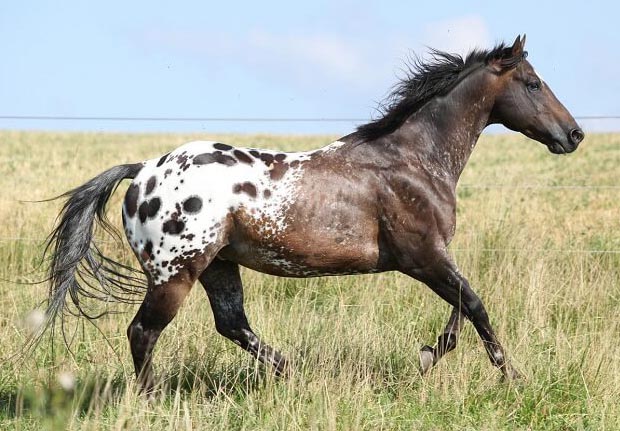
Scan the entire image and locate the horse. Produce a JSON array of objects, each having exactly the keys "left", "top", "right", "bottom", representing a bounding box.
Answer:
[{"left": 42, "top": 35, "right": 583, "bottom": 390}]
